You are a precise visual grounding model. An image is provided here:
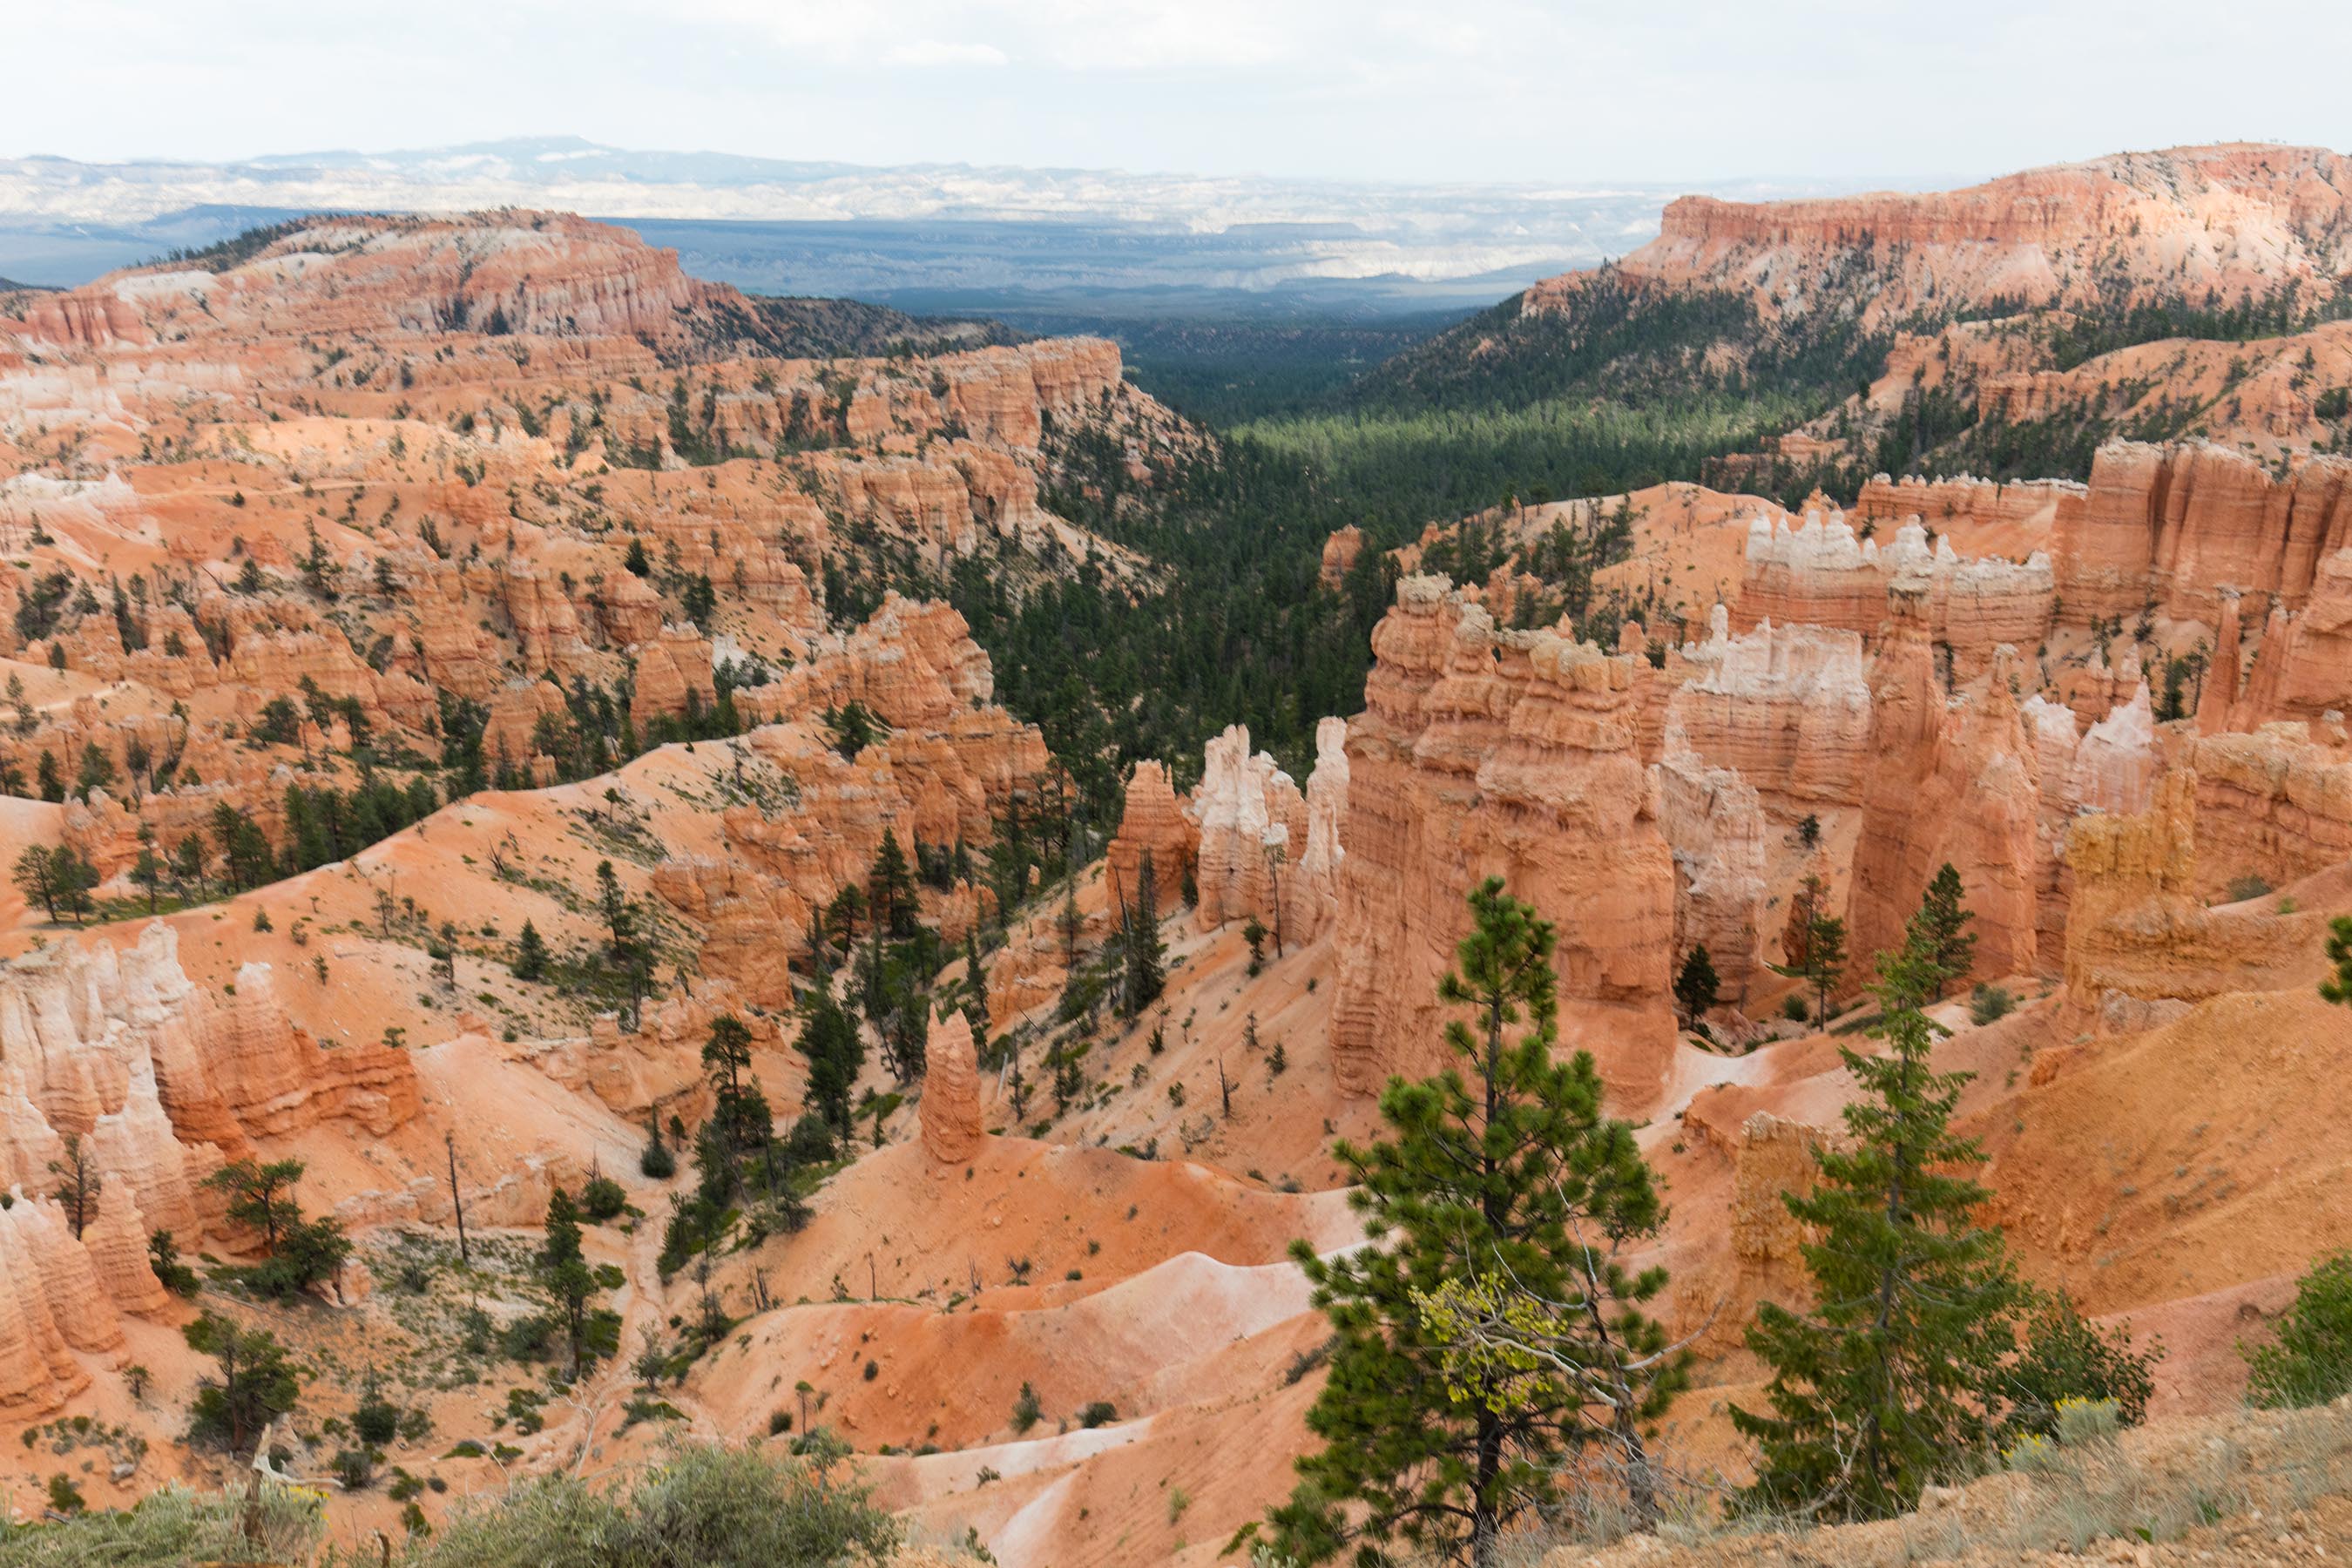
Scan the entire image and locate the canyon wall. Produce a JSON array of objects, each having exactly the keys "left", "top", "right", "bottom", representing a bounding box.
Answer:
[
  {"left": 1330, "top": 578, "right": 1676, "bottom": 1112},
  {"left": 2055, "top": 441, "right": 2352, "bottom": 626}
]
